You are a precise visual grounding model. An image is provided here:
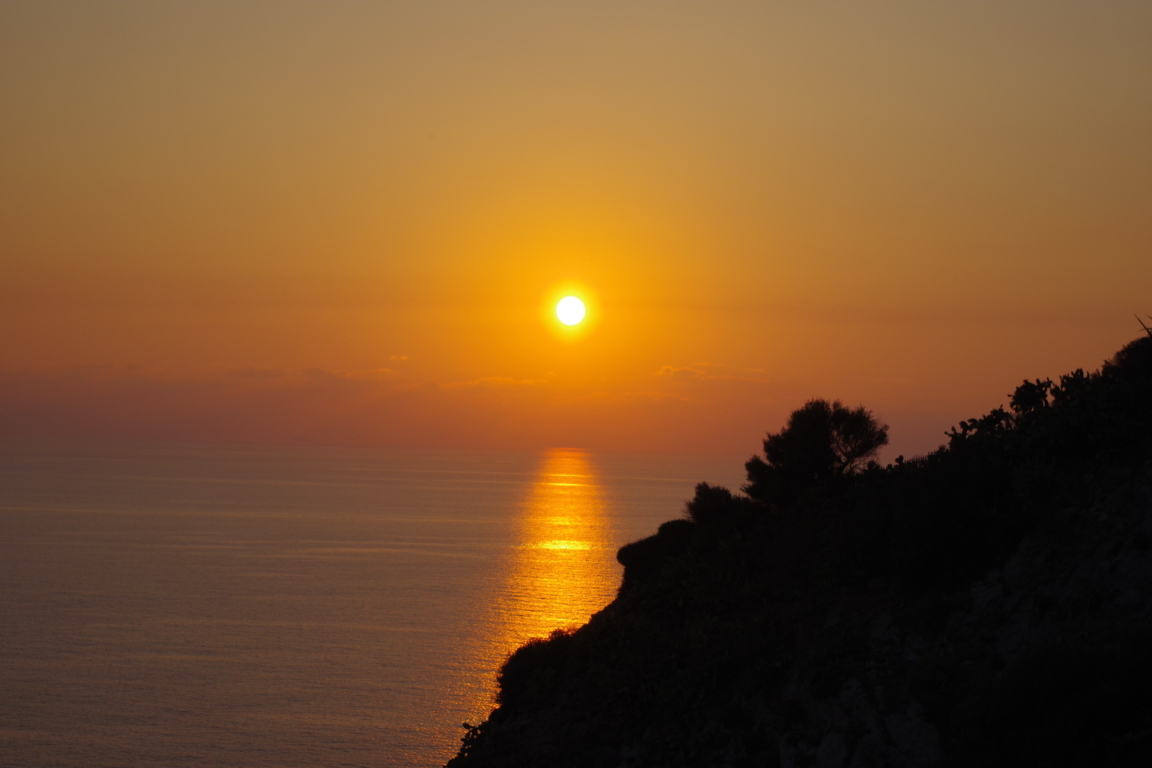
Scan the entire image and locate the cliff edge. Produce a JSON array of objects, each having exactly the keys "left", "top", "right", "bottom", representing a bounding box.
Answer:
[{"left": 447, "top": 336, "right": 1152, "bottom": 767}]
